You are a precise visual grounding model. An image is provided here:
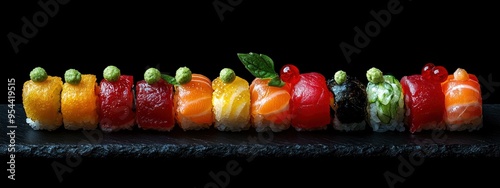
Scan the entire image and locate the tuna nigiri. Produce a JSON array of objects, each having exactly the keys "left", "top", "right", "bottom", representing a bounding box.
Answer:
[
  {"left": 365, "top": 67, "right": 405, "bottom": 132},
  {"left": 22, "top": 67, "right": 63, "bottom": 131},
  {"left": 327, "top": 70, "right": 368, "bottom": 132},
  {"left": 441, "top": 68, "right": 483, "bottom": 131},
  {"left": 238, "top": 52, "right": 292, "bottom": 132},
  {"left": 98, "top": 65, "right": 136, "bottom": 132},
  {"left": 61, "top": 69, "right": 99, "bottom": 130},
  {"left": 136, "top": 68, "right": 175, "bottom": 131},
  {"left": 212, "top": 68, "right": 251, "bottom": 132},
  {"left": 281, "top": 64, "right": 333, "bottom": 131},
  {"left": 173, "top": 69, "right": 214, "bottom": 131},
  {"left": 400, "top": 63, "right": 447, "bottom": 133}
]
